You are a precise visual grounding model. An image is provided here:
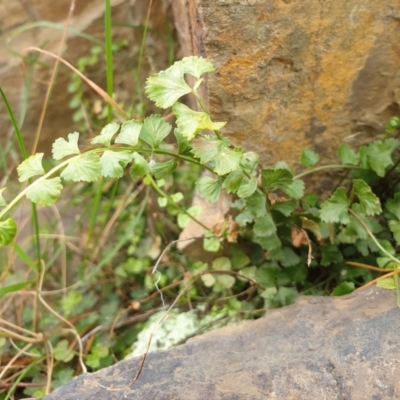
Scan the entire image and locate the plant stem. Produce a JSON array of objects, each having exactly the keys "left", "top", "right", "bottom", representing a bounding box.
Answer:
[
  {"left": 147, "top": 175, "right": 210, "bottom": 231},
  {"left": 294, "top": 164, "right": 364, "bottom": 180},
  {"left": 192, "top": 89, "right": 224, "bottom": 141}
]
